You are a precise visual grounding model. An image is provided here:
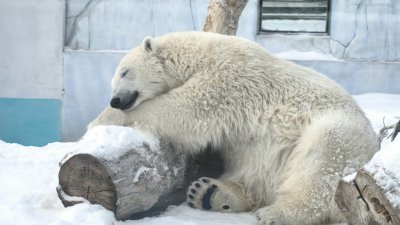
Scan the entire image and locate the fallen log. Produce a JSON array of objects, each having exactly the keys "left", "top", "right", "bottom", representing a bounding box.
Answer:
[
  {"left": 335, "top": 134, "right": 400, "bottom": 225},
  {"left": 57, "top": 125, "right": 224, "bottom": 220},
  {"left": 57, "top": 126, "right": 187, "bottom": 220}
]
